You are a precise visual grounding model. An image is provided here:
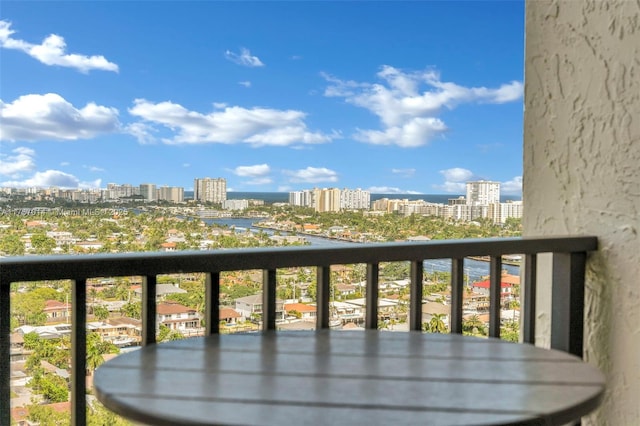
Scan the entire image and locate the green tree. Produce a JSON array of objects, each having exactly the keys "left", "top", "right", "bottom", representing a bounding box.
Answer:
[
  {"left": 28, "top": 403, "right": 69, "bottom": 425},
  {"left": 93, "top": 305, "right": 110, "bottom": 321},
  {"left": 423, "top": 314, "right": 448, "bottom": 333},
  {"left": 462, "top": 314, "right": 487, "bottom": 336},
  {"left": 121, "top": 302, "right": 141, "bottom": 319},
  {"left": 86, "top": 332, "right": 119, "bottom": 375},
  {"left": 0, "top": 233, "right": 25, "bottom": 255},
  {"left": 30, "top": 232, "right": 57, "bottom": 254},
  {"left": 158, "top": 324, "right": 185, "bottom": 342}
]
